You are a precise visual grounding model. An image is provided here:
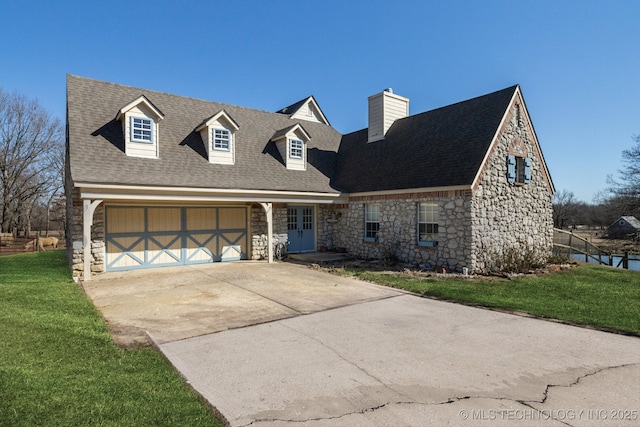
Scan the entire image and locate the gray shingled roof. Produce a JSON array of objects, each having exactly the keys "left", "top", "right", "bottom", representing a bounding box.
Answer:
[
  {"left": 333, "top": 86, "right": 517, "bottom": 193},
  {"left": 67, "top": 76, "right": 518, "bottom": 195},
  {"left": 67, "top": 76, "right": 342, "bottom": 193}
]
